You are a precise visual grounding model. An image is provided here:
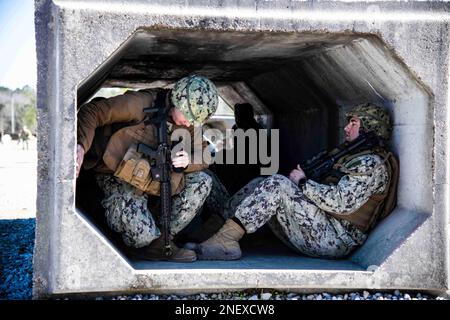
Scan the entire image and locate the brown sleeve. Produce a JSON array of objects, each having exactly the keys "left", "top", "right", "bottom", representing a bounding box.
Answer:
[{"left": 77, "top": 90, "right": 156, "bottom": 152}]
